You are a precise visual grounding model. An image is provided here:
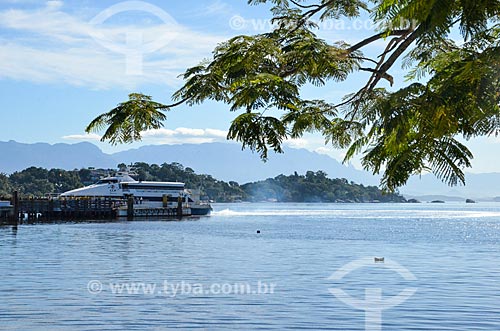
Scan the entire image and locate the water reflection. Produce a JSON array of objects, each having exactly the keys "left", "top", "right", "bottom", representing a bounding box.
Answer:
[{"left": 0, "top": 224, "right": 18, "bottom": 244}]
